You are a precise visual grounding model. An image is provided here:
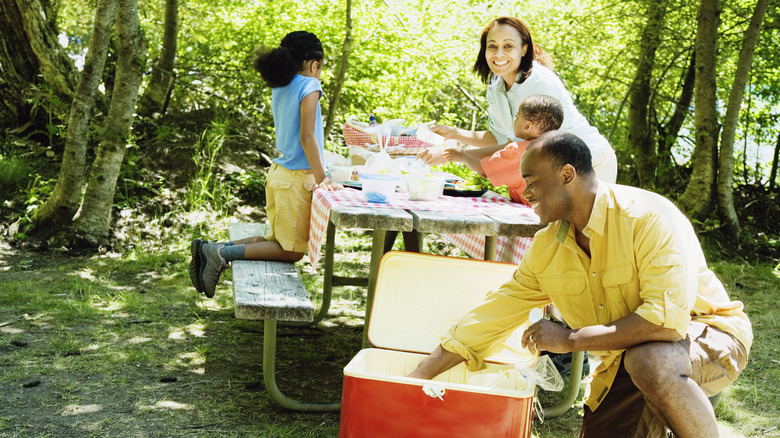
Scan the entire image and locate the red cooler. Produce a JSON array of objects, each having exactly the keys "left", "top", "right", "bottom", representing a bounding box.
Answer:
[{"left": 339, "top": 252, "right": 537, "bottom": 438}]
